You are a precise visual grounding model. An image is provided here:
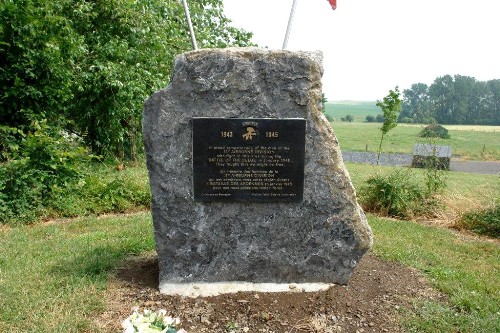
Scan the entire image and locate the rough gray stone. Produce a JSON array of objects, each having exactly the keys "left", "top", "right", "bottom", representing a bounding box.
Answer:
[{"left": 143, "top": 47, "right": 373, "bottom": 288}]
